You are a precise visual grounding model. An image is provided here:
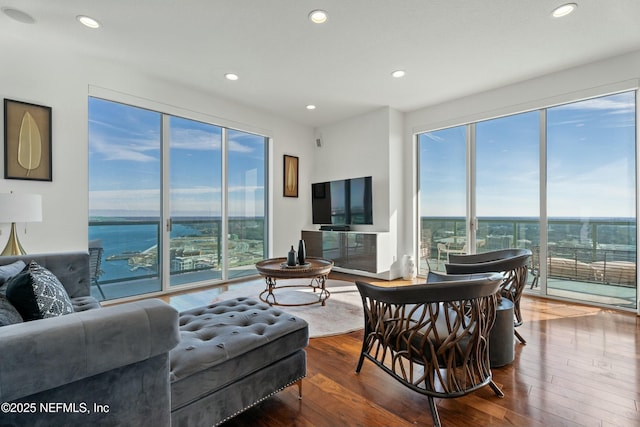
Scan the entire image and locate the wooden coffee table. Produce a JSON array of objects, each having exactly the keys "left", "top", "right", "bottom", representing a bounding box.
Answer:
[{"left": 255, "top": 257, "right": 334, "bottom": 306}]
